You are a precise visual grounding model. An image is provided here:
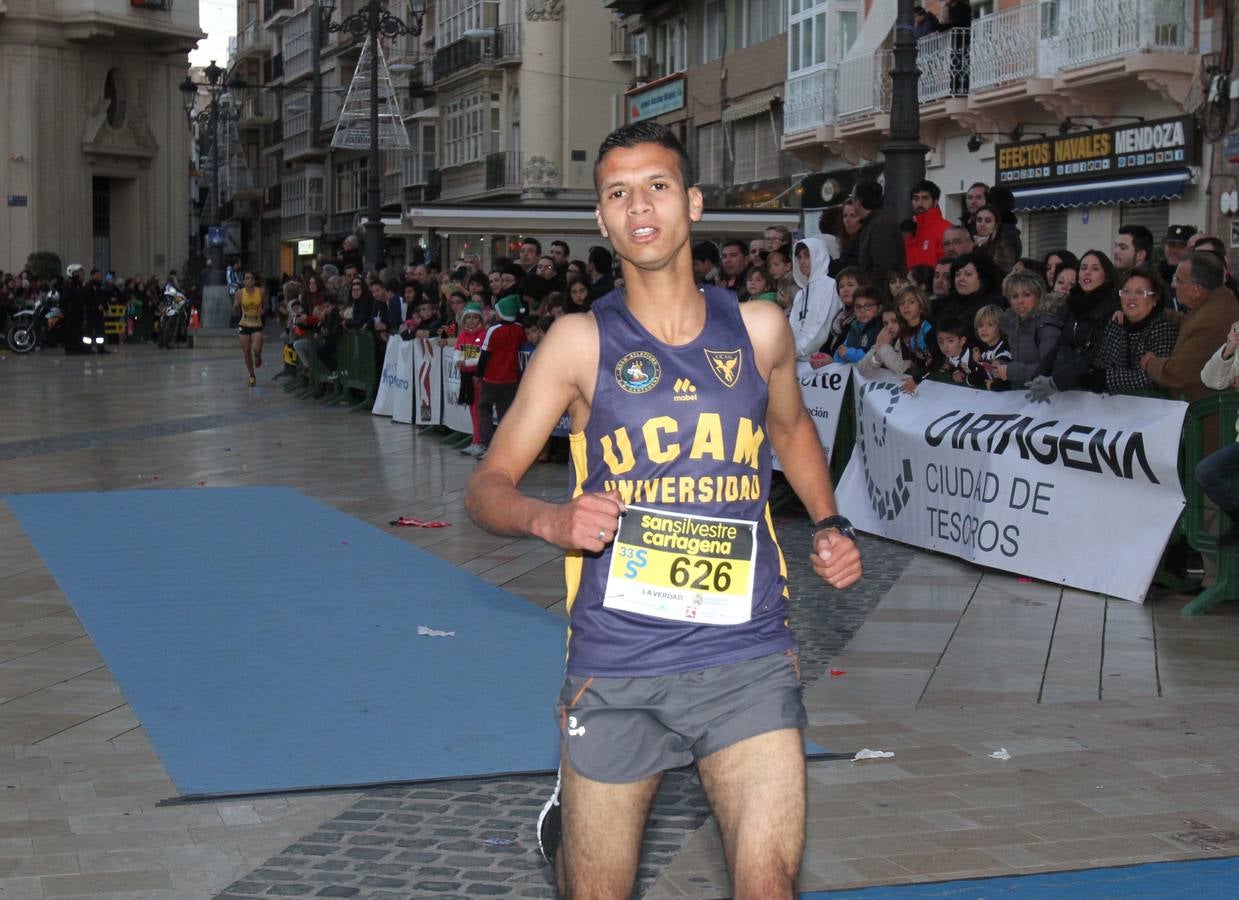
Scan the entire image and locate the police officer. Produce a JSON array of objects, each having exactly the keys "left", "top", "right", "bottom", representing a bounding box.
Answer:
[
  {"left": 61, "top": 264, "right": 87, "bottom": 354},
  {"left": 83, "top": 269, "right": 109, "bottom": 353}
]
